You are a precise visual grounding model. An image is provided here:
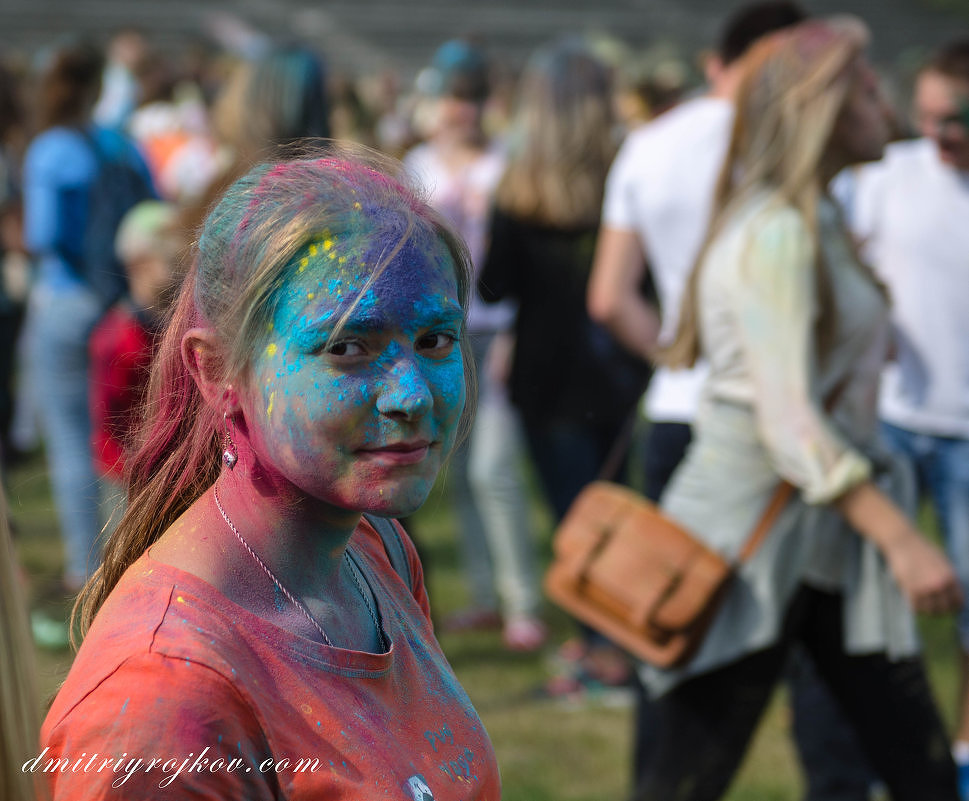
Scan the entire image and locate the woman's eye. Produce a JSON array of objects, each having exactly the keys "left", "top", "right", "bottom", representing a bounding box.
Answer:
[
  {"left": 417, "top": 332, "right": 457, "bottom": 356},
  {"left": 326, "top": 340, "right": 366, "bottom": 357}
]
